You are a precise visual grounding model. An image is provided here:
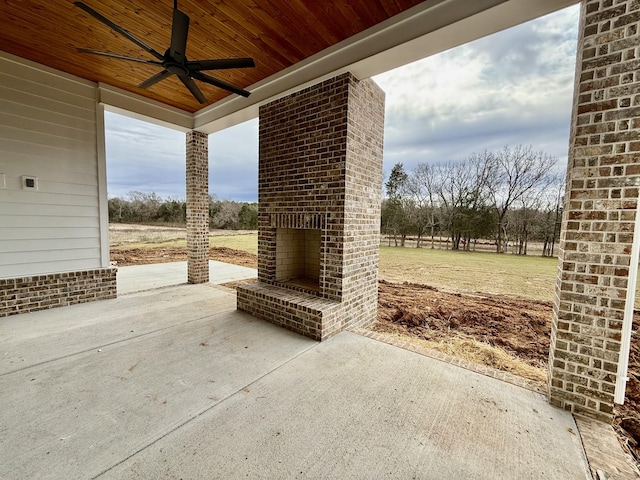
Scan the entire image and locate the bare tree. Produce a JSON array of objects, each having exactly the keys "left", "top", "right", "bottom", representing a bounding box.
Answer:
[
  {"left": 509, "top": 192, "right": 543, "bottom": 255},
  {"left": 437, "top": 159, "right": 490, "bottom": 250},
  {"left": 484, "top": 145, "right": 557, "bottom": 253},
  {"left": 539, "top": 180, "right": 564, "bottom": 257},
  {"left": 127, "top": 191, "right": 162, "bottom": 223},
  {"left": 407, "top": 163, "right": 440, "bottom": 248},
  {"left": 210, "top": 200, "right": 243, "bottom": 229}
]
